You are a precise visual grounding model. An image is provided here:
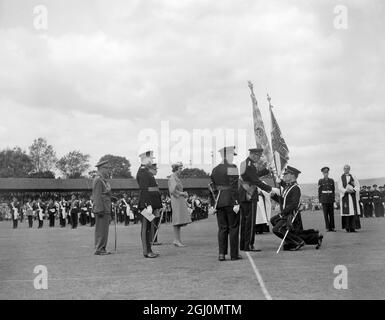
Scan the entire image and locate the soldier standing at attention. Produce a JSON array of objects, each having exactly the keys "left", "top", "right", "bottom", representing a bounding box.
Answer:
[
  {"left": 318, "top": 167, "right": 336, "bottom": 232},
  {"left": 136, "top": 151, "right": 162, "bottom": 258},
  {"left": 92, "top": 160, "right": 112, "bottom": 255},
  {"left": 210, "top": 146, "right": 241, "bottom": 261},
  {"left": 372, "top": 185, "right": 384, "bottom": 217},
  {"left": 366, "top": 185, "right": 374, "bottom": 217}
]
